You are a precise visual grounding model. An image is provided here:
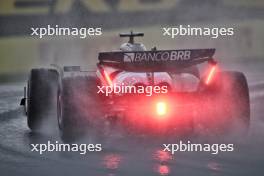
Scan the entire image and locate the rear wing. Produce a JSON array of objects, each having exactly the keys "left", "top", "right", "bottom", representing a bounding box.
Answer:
[{"left": 98, "top": 49, "right": 215, "bottom": 72}]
